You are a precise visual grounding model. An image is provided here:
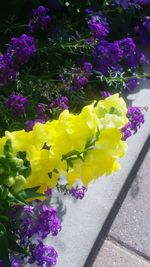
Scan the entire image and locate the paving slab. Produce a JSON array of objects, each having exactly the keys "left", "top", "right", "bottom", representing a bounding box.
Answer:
[
  {"left": 109, "top": 147, "right": 150, "bottom": 258},
  {"left": 41, "top": 75, "right": 150, "bottom": 267},
  {"left": 92, "top": 240, "right": 150, "bottom": 267}
]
